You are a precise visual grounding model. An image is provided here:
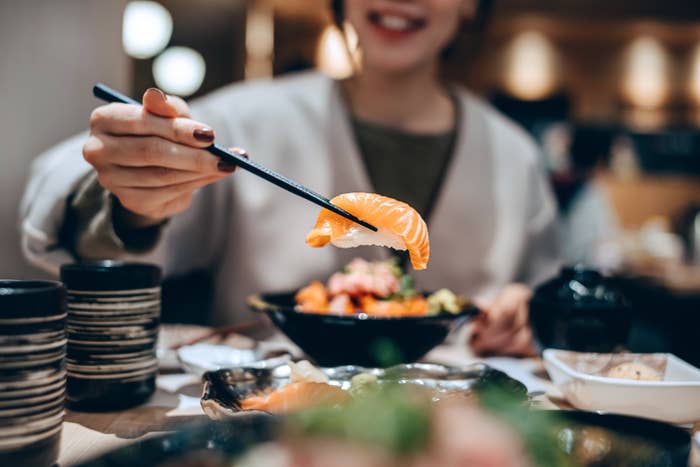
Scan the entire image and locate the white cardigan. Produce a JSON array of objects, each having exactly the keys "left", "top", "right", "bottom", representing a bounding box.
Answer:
[{"left": 20, "top": 72, "right": 561, "bottom": 324}]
